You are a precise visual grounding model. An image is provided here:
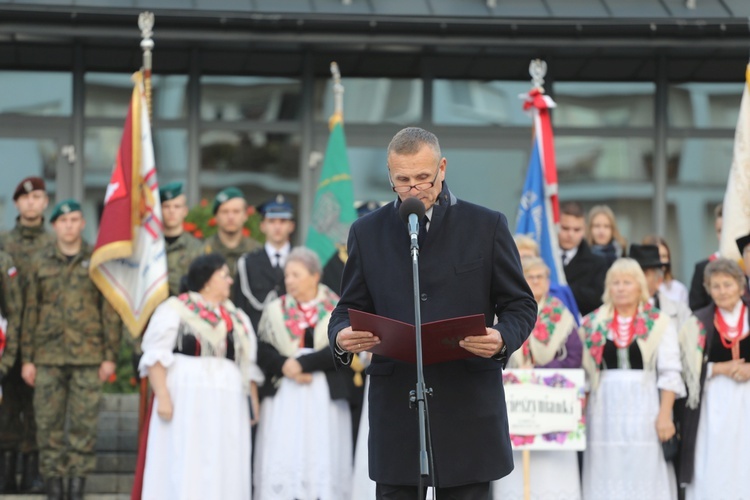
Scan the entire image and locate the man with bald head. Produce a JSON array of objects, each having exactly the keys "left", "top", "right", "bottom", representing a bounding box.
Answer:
[{"left": 329, "top": 127, "right": 536, "bottom": 499}]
